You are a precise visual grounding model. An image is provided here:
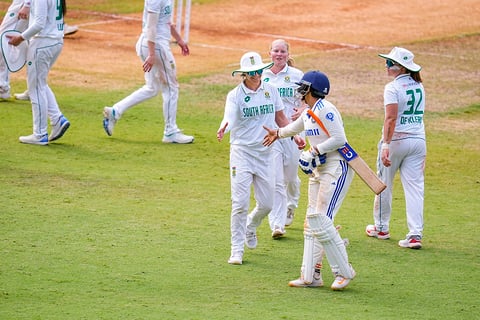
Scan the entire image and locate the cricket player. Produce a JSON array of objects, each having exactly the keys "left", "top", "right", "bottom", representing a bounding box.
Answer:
[
  {"left": 366, "top": 47, "right": 426, "bottom": 249},
  {"left": 263, "top": 71, "right": 356, "bottom": 290},
  {"left": 8, "top": 0, "right": 71, "bottom": 145},
  {"left": 217, "top": 51, "right": 292, "bottom": 266},
  {"left": 102, "top": 0, "right": 194, "bottom": 144},
  {"left": 262, "top": 39, "right": 305, "bottom": 236}
]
